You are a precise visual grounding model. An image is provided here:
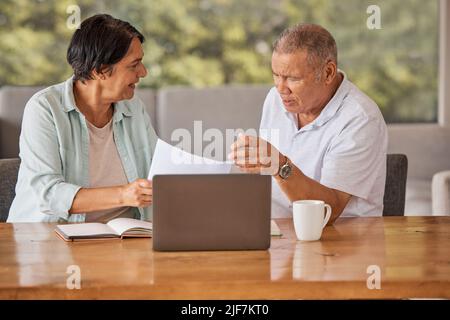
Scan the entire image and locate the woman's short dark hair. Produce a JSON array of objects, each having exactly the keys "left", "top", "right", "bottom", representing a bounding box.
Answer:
[{"left": 67, "top": 14, "right": 145, "bottom": 81}]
